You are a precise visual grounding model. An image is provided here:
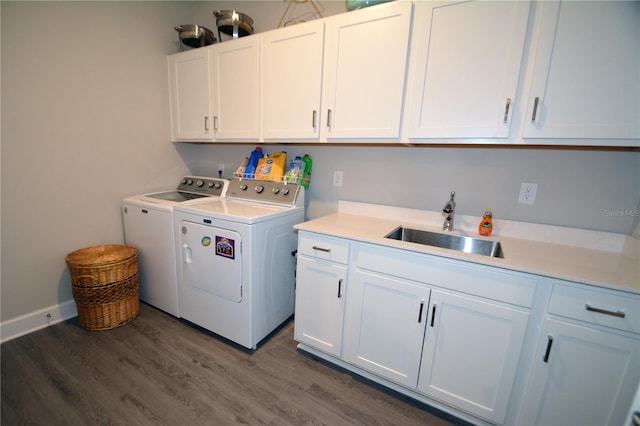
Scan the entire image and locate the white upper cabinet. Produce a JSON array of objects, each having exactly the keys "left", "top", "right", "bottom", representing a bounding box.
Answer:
[
  {"left": 211, "top": 37, "right": 260, "bottom": 141},
  {"left": 260, "top": 1, "right": 412, "bottom": 142},
  {"left": 261, "top": 21, "right": 324, "bottom": 140},
  {"left": 405, "top": 0, "right": 530, "bottom": 140},
  {"left": 168, "top": 48, "right": 214, "bottom": 142},
  {"left": 522, "top": 1, "right": 640, "bottom": 143},
  {"left": 320, "top": 1, "right": 412, "bottom": 141}
]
